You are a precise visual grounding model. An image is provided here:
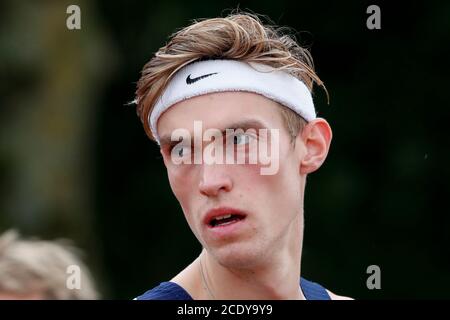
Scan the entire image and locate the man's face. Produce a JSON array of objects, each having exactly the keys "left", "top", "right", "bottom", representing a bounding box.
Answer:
[{"left": 158, "top": 92, "right": 307, "bottom": 268}]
